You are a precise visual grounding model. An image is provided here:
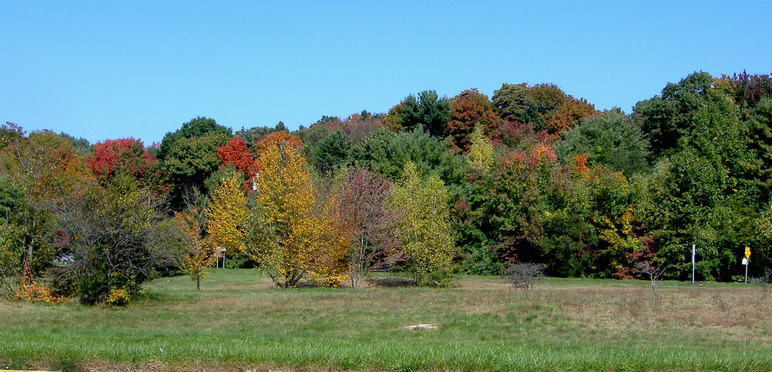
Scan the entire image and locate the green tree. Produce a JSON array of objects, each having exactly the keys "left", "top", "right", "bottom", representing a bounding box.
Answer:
[
  {"left": 312, "top": 130, "right": 352, "bottom": 175},
  {"left": 157, "top": 117, "right": 232, "bottom": 207},
  {"left": 351, "top": 126, "right": 465, "bottom": 186},
  {"left": 400, "top": 90, "right": 451, "bottom": 137},
  {"left": 743, "top": 97, "right": 772, "bottom": 204},
  {"left": 453, "top": 140, "right": 593, "bottom": 276},
  {"left": 637, "top": 151, "right": 732, "bottom": 280},
  {"left": 633, "top": 71, "right": 715, "bottom": 159},
  {"left": 631, "top": 72, "right": 763, "bottom": 280},
  {"left": 57, "top": 132, "right": 92, "bottom": 156},
  {"left": 492, "top": 83, "right": 532, "bottom": 123},
  {"left": 556, "top": 108, "right": 650, "bottom": 175}
]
